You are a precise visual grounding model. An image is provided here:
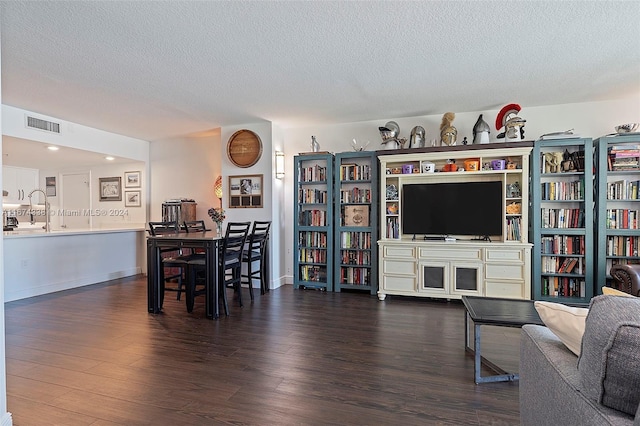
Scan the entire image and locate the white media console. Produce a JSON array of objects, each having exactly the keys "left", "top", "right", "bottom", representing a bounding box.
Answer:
[{"left": 377, "top": 144, "right": 533, "bottom": 301}]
